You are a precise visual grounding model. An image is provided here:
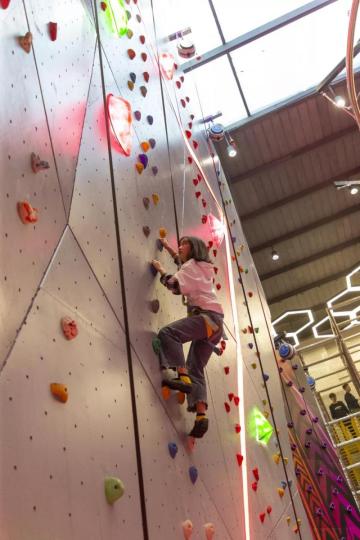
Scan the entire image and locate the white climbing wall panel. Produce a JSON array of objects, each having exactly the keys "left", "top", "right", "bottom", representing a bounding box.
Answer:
[{"left": 0, "top": 0, "right": 312, "bottom": 539}]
